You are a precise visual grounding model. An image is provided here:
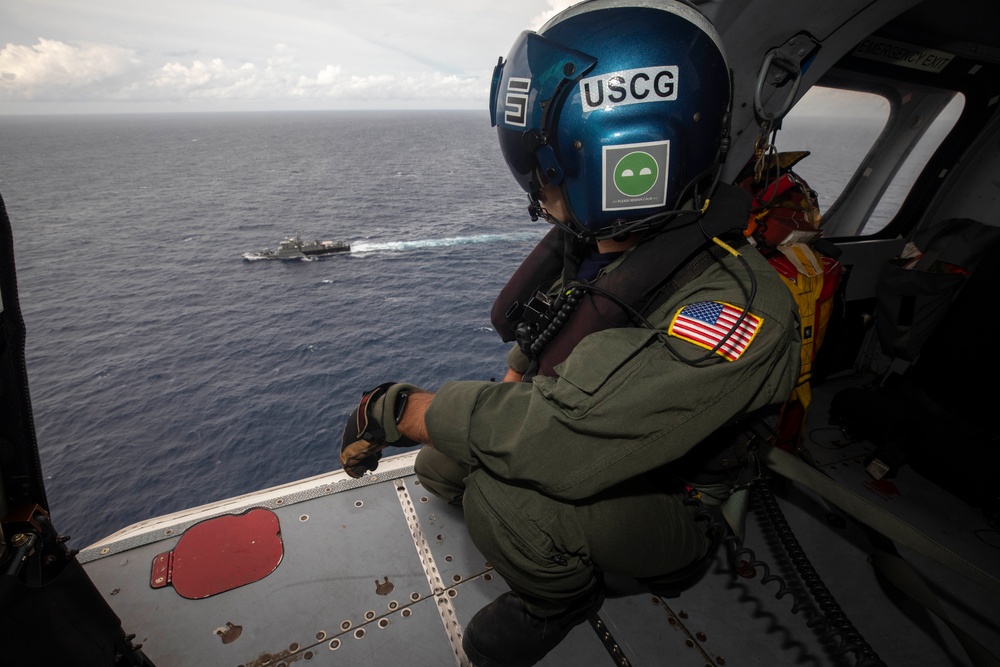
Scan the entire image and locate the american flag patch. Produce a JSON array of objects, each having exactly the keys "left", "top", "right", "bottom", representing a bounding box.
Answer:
[{"left": 668, "top": 301, "right": 762, "bottom": 361}]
